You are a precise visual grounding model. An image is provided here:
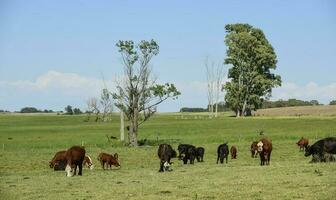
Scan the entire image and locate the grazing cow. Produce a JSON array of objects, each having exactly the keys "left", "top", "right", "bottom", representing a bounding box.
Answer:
[
  {"left": 216, "top": 143, "right": 229, "bottom": 164},
  {"left": 97, "top": 152, "right": 120, "bottom": 170},
  {"left": 49, "top": 150, "right": 66, "bottom": 168},
  {"left": 178, "top": 144, "right": 196, "bottom": 164},
  {"left": 296, "top": 137, "right": 309, "bottom": 151},
  {"left": 230, "top": 146, "right": 237, "bottom": 159},
  {"left": 157, "top": 144, "right": 177, "bottom": 172},
  {"left": 83, "top": 155, "right": 94, "bottom": 170},
  {"left": 195, "top": 147, "right": 205, "bottom": 162},
  {"left": 250, "top": 141, "right": 258, "bottom": 158},
  {"left": 305, "top": 137, "right": 336, "bottom": 162},
  {"left": 50, "top": 150, "right": 94, "bottom": 171},
  {"left": 65, "top": 146, "right": 86, "bottom": 177},
  {"left": 257, "top": 138, "right": 272, "bottom": 166}
]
